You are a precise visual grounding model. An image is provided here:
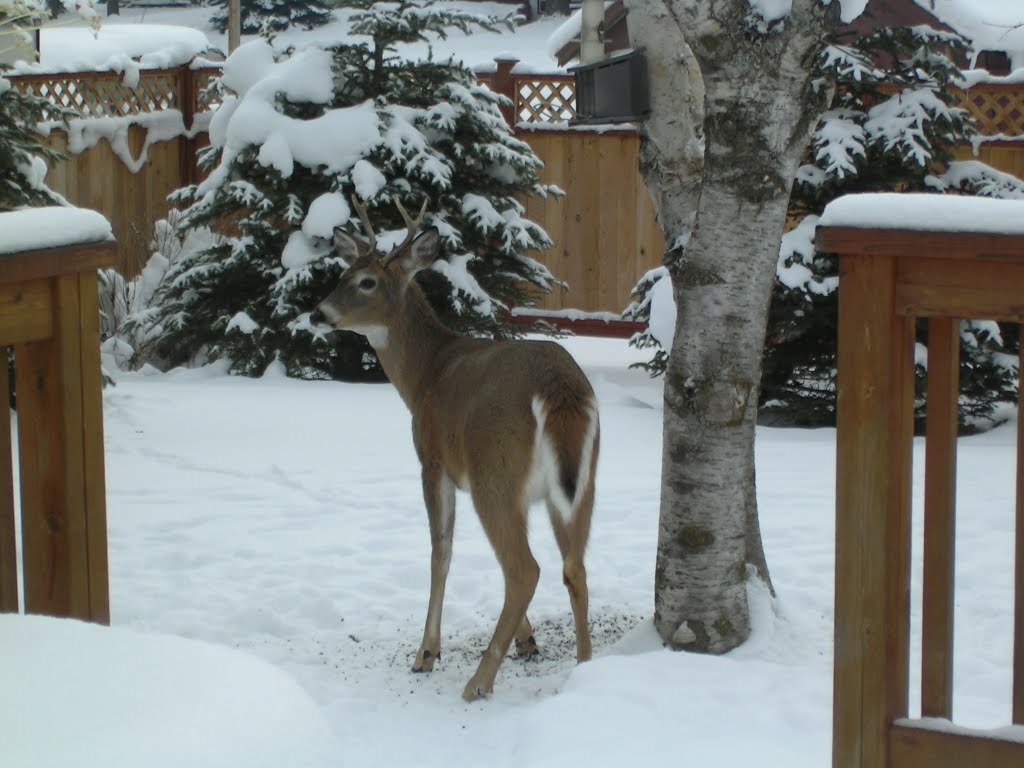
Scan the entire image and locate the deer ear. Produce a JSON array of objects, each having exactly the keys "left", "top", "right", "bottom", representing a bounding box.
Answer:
[
  {"left": 333, "top": 227, "right": 364, "bottom": 262},
  {"left": 398, "top": 227, "right": 440, "bottom": 275}
]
